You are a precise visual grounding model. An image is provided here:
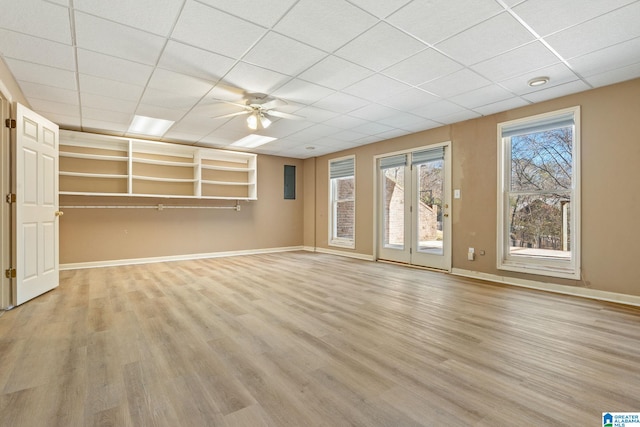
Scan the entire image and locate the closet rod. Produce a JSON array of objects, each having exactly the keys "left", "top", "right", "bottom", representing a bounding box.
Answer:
[{"left": 59, "top": 203, "right": 241, "bottom": 211}]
